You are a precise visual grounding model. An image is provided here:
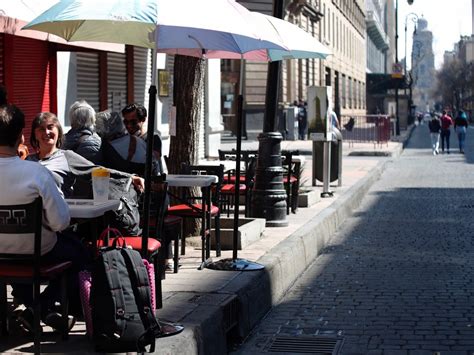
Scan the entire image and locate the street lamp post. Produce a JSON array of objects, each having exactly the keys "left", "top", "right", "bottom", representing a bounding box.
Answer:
[
  {"left": 404, "top": 13, "right": 418, "bottom": 77},
  {"left": 395, "top": 0, "right": 415, "bottom": 135},
  {"left": 404, "top": 12, "right": 418, "bottom": 124}
]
